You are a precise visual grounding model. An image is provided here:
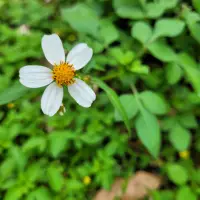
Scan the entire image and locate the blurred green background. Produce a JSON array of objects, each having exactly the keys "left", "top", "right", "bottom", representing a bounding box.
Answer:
[{"left": 0, "top": 0, "right": 200, "bottom": 199}]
